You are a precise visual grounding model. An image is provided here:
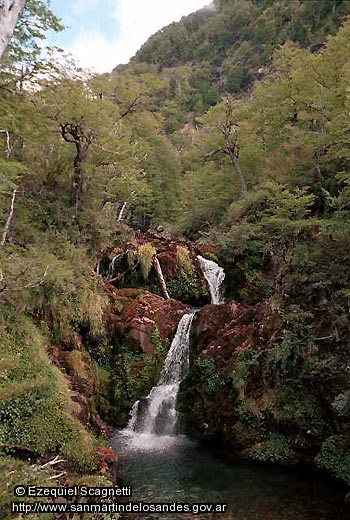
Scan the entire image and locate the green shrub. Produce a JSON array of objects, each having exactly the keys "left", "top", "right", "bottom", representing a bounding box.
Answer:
[
  {"left": 196, "top": 357, "right": 225, "bottom": 396},
  {"left": 61, "top": 430, "right": 98, "bottom": 474},
  {"left": 251, "top": 434, "right": 293, "bottom": 463},
  {"left": 0, "top": 455, "right": 55, "bottom": 520},
  {"left": 137, "top": 243, "right": 156, "bottom": 280},
  {"left": 176, "top": 245, "right": 194, "bottom": 274},
  {"left": 0, "top": 310, "right": 87, "bottom": 456},
  {"left": 316, "top": 436, "right": 350, "bottom": 485},
  {"left": 167, "top": 272, "right": 209, "bottom": 304}
]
